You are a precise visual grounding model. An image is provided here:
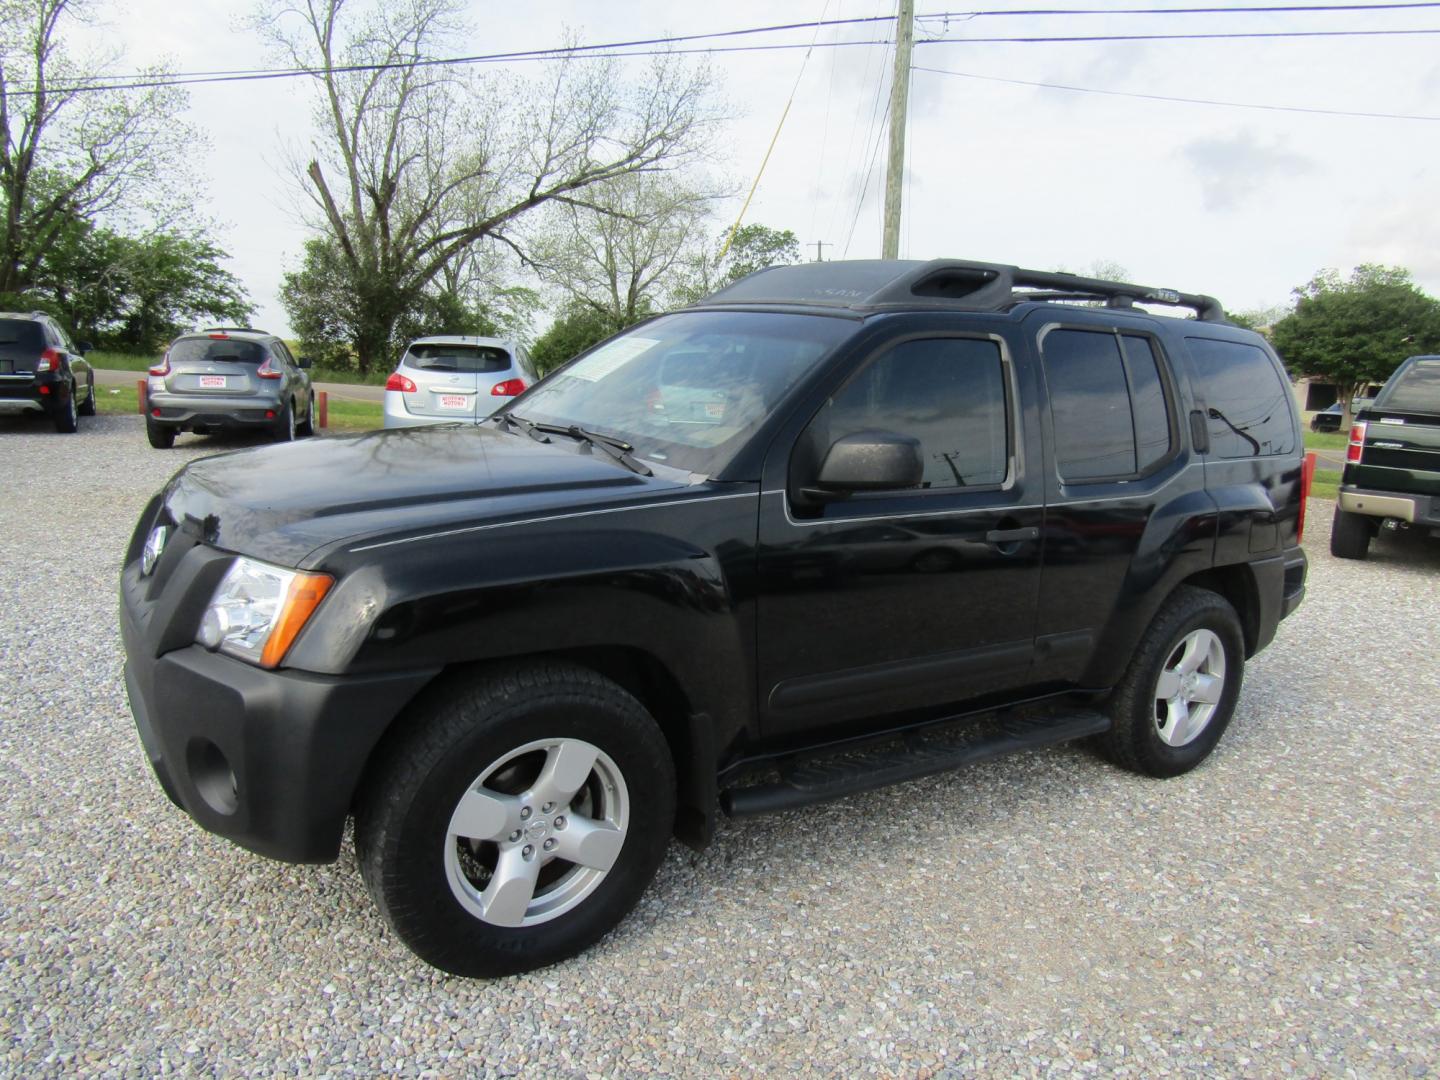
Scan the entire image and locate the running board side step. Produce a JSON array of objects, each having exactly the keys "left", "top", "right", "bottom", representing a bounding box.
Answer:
[{"left": 721, "top": 709, "right": 1111, "bottom": 818}]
